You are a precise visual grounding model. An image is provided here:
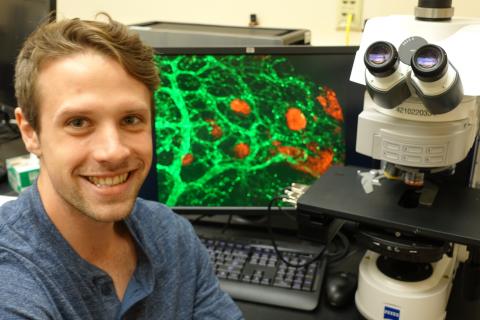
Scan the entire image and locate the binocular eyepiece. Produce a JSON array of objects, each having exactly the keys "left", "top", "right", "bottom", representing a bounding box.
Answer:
[
  {"left": 411, "top": 44, "right": 448, "bottom": 82},
  {"left": 364, "top": 41, "right": 399, "bottom": 78},
  {"left": 364, "top": 41, "right": 463, "bottom": 114}
]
